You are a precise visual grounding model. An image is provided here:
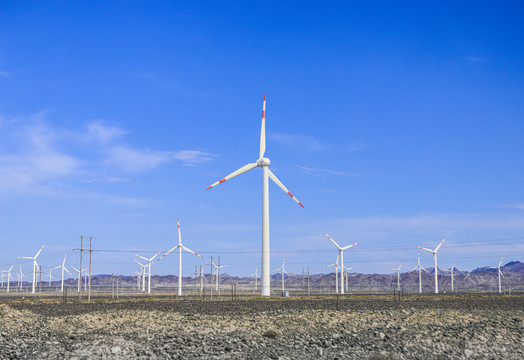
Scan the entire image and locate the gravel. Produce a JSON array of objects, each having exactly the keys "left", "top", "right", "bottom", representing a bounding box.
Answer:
[{"left": 0, "top": 295, "right": 523, "bottom": 359}]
